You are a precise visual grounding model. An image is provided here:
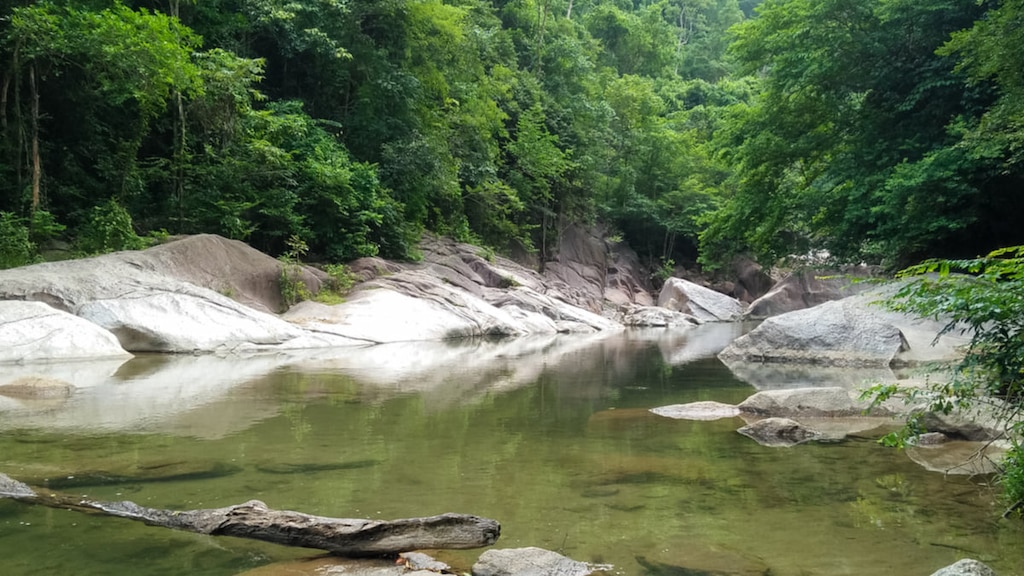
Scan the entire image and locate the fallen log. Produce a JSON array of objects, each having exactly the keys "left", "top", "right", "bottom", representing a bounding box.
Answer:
[{"left": 0, "top": 472, "right": 499, "bottom": 556}]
